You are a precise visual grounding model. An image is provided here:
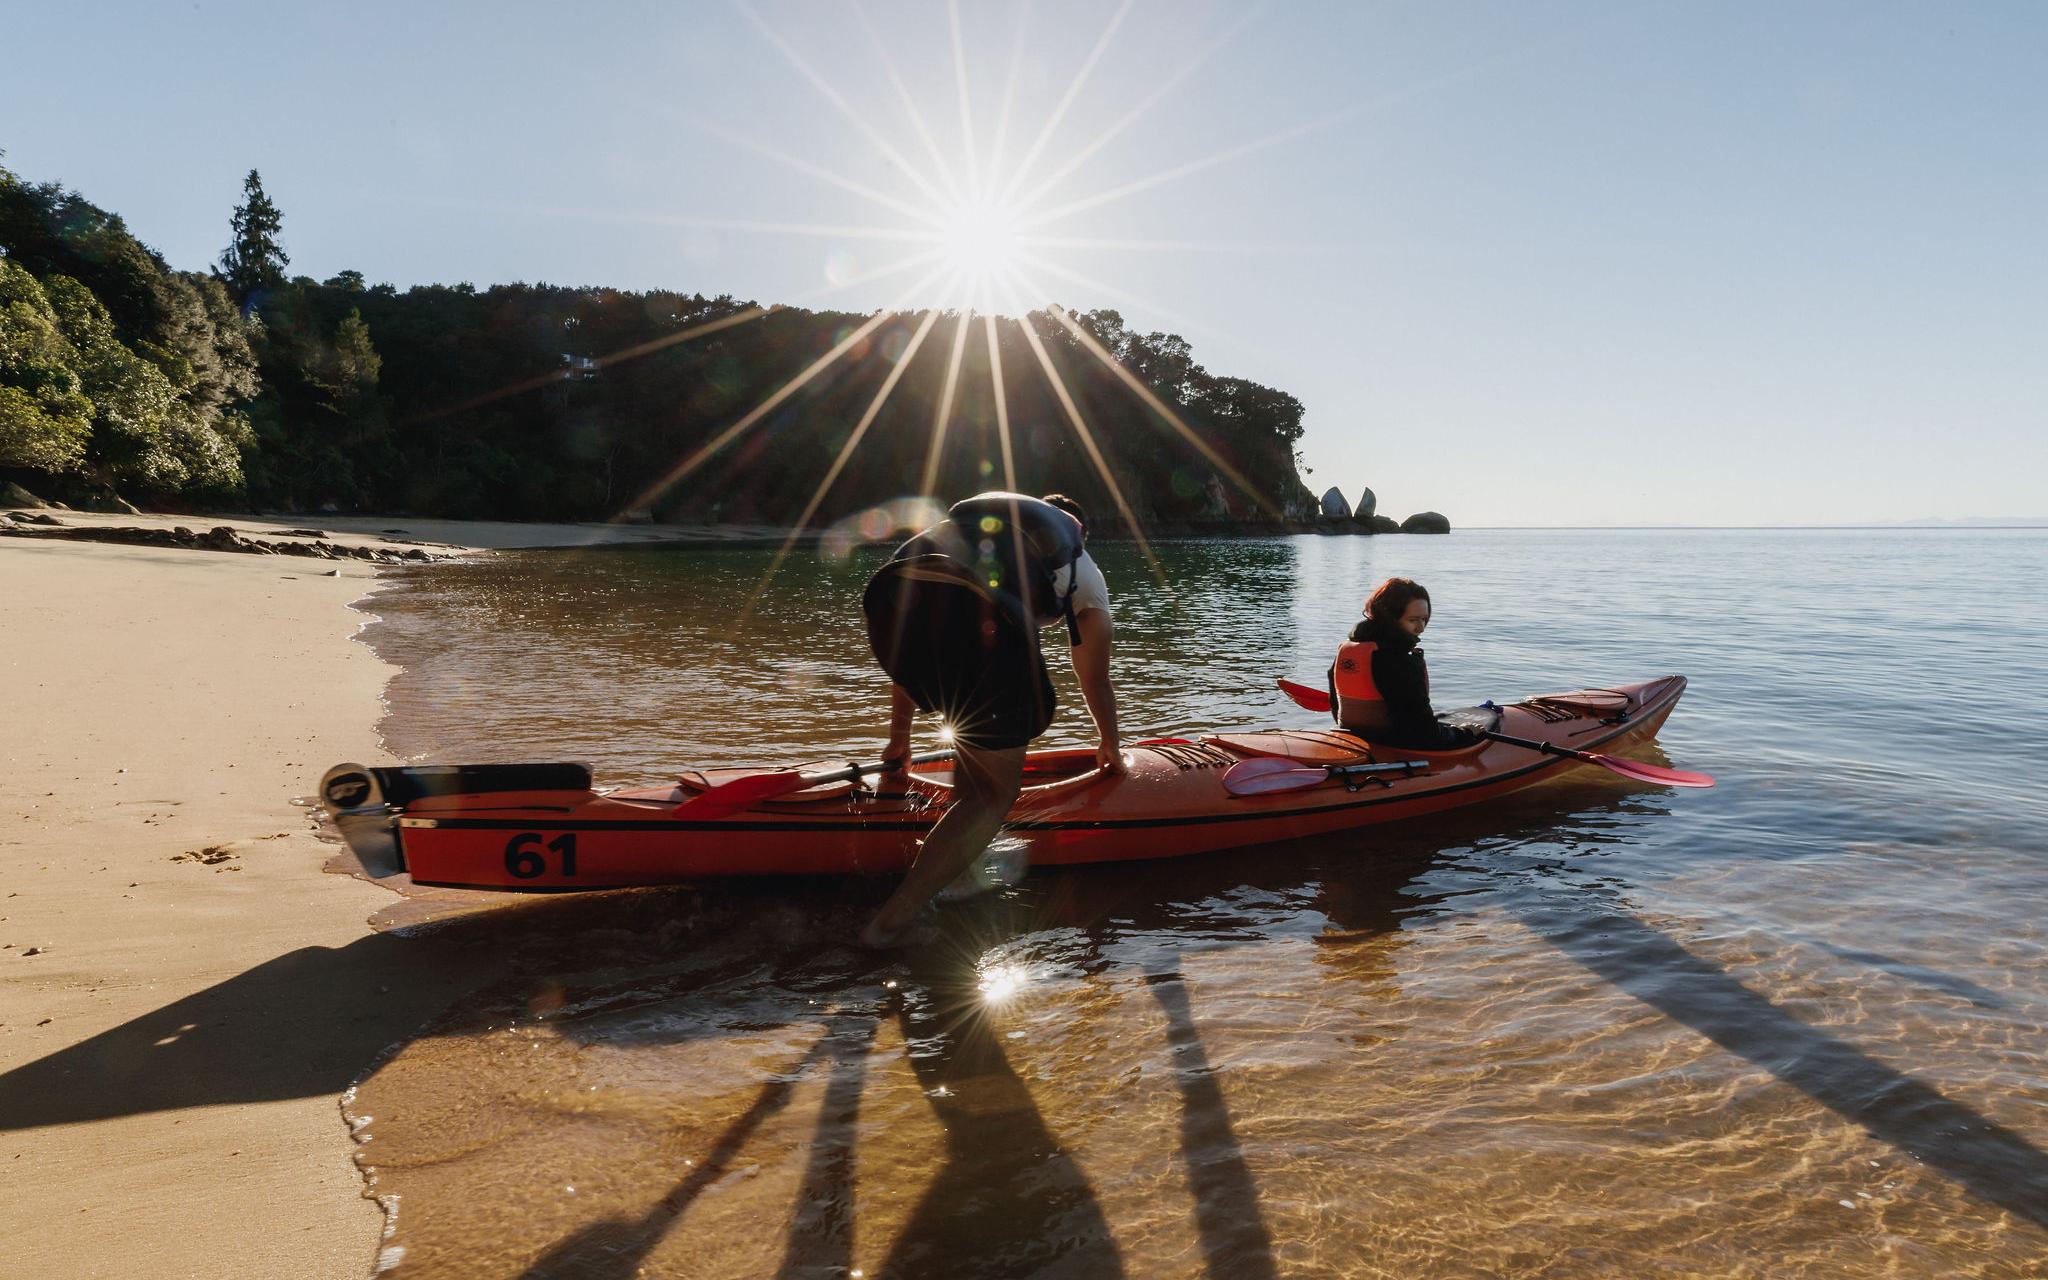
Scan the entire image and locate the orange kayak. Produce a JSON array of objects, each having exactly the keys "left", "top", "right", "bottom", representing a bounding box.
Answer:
[{"left": 321, "top": 676, "right": 1688, "bottom": 892}]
